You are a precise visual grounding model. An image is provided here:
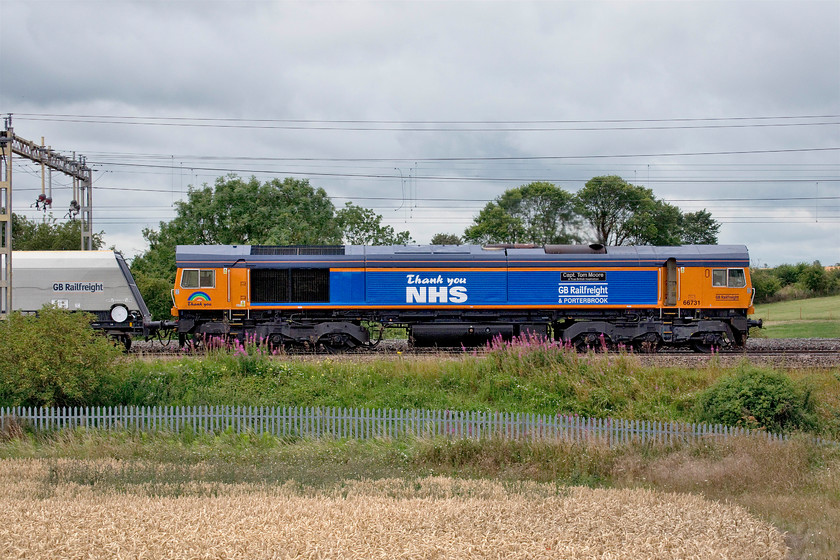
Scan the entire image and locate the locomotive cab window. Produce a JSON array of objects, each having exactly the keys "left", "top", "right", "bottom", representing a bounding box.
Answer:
[
  {"left": 711, "top": 268, "right": 746, "bottom": 288},
  {"left": 728, "top": 268, "right": 746, "bottom": 288},
  {"left": 181, "top": 269, "right": 216, "bottom": 289}
]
